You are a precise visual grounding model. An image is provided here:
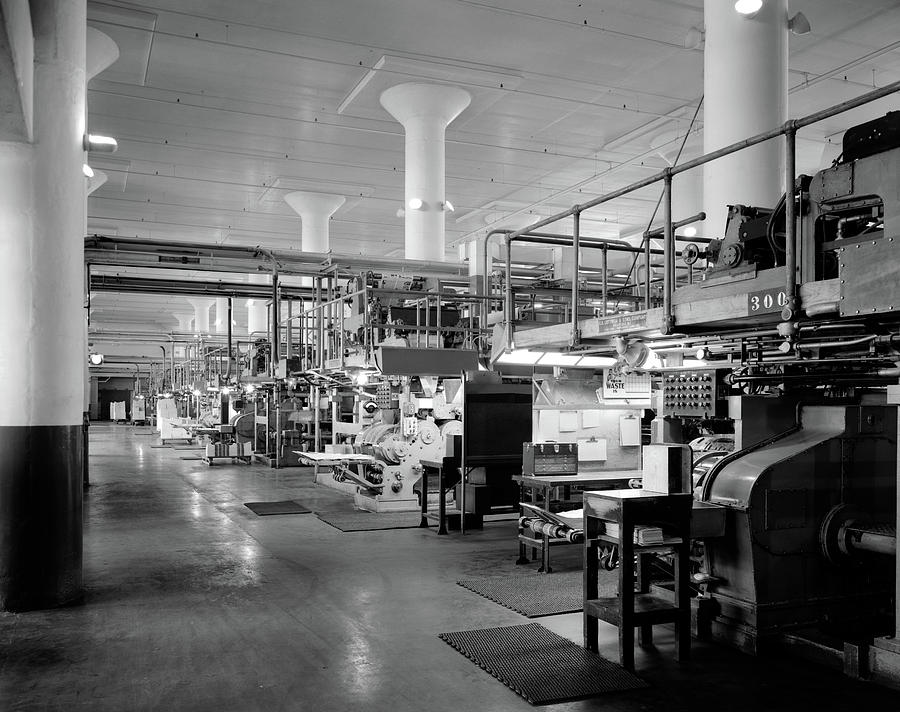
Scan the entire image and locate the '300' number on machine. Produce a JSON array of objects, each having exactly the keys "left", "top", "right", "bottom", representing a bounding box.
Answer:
[{"left": 748, "top": 288, "right": 788, "bottom": 315}]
